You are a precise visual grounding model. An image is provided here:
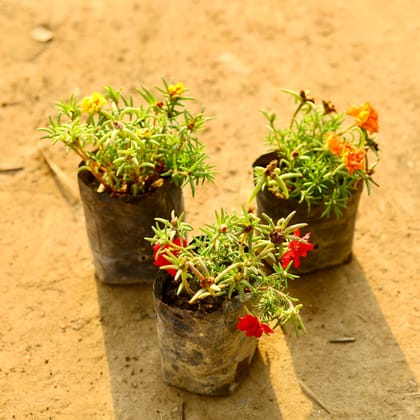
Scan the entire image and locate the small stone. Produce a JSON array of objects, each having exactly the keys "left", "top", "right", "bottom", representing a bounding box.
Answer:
[{"left": 31, "top": 26, "right": 54, "bottom": 43}]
